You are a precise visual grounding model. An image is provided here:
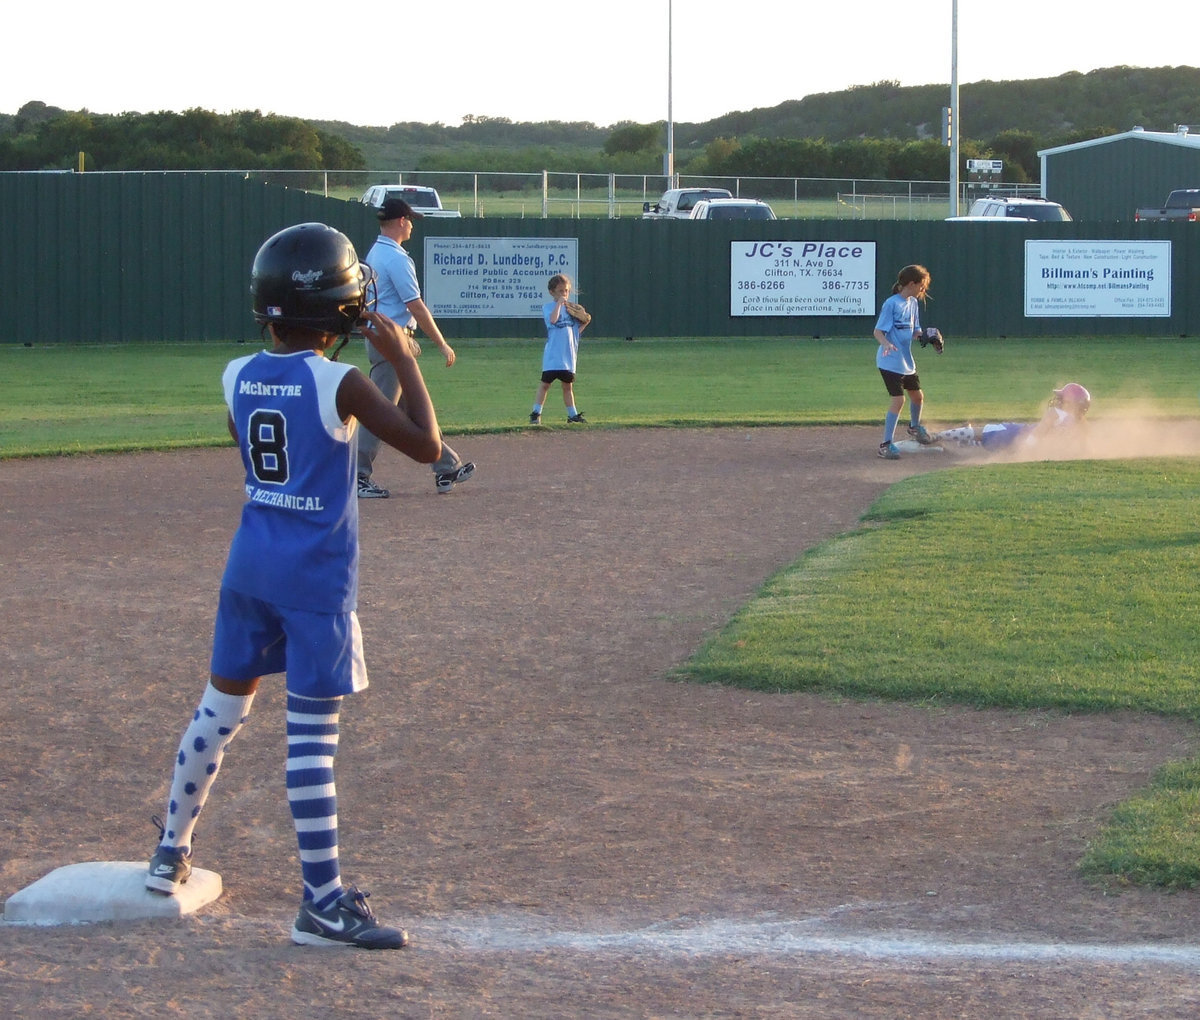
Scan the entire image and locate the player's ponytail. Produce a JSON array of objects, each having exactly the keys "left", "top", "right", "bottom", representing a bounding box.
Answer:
[{"left": 893, "top": 264, "right": 931, "bottom": 298}]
